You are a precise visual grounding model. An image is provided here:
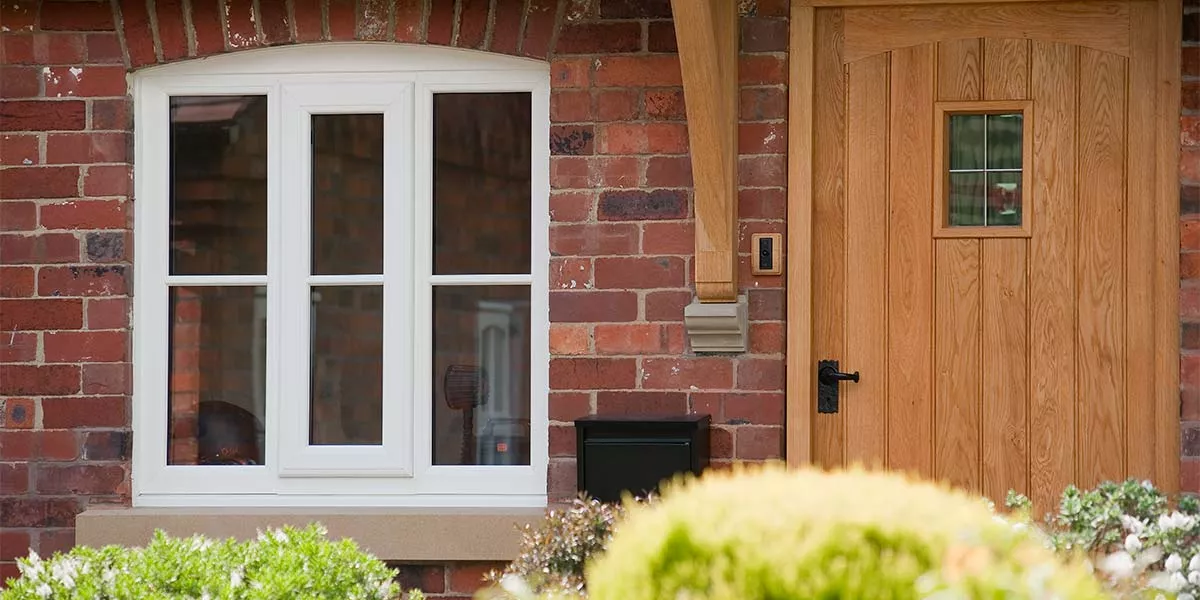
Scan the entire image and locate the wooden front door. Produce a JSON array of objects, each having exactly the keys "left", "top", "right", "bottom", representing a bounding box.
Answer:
[{"left": 787, "top": 0, "right": 1182, "bottom": 509}]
